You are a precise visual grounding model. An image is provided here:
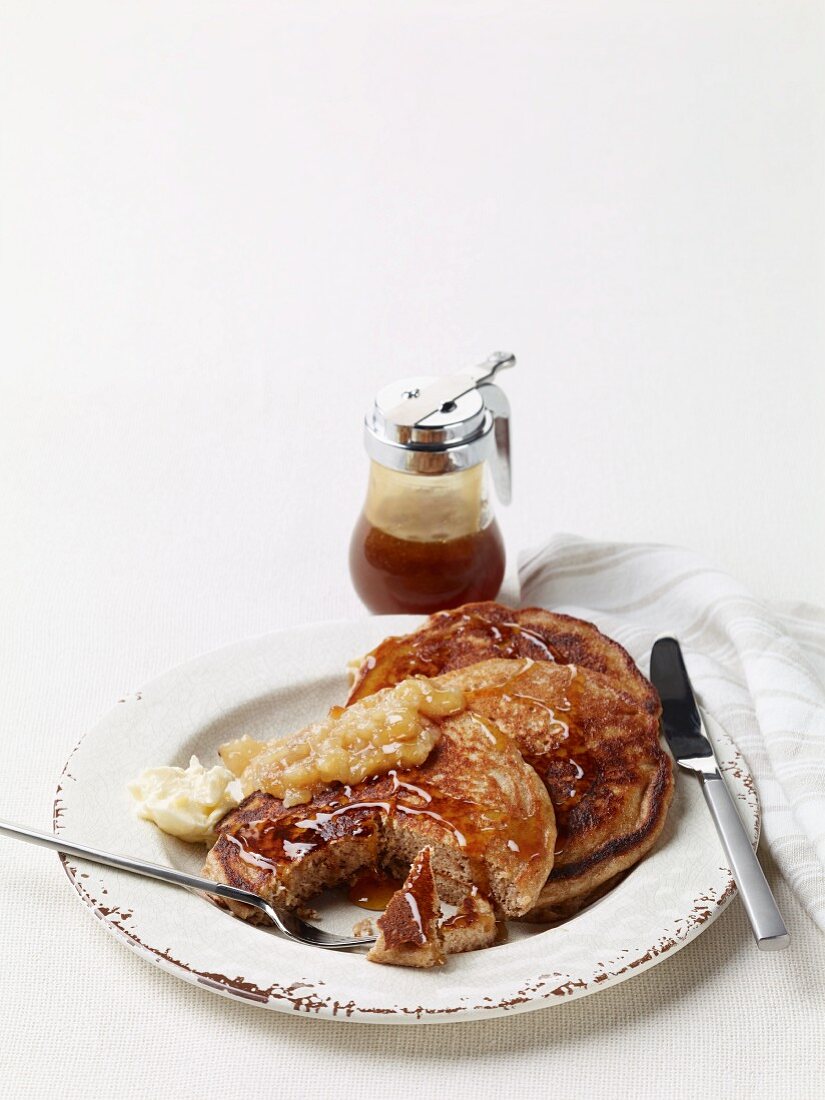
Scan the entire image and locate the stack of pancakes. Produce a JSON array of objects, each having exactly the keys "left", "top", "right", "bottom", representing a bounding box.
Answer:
[{"left": 204, "top": 601, "right": 673, "bottom": 948}]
